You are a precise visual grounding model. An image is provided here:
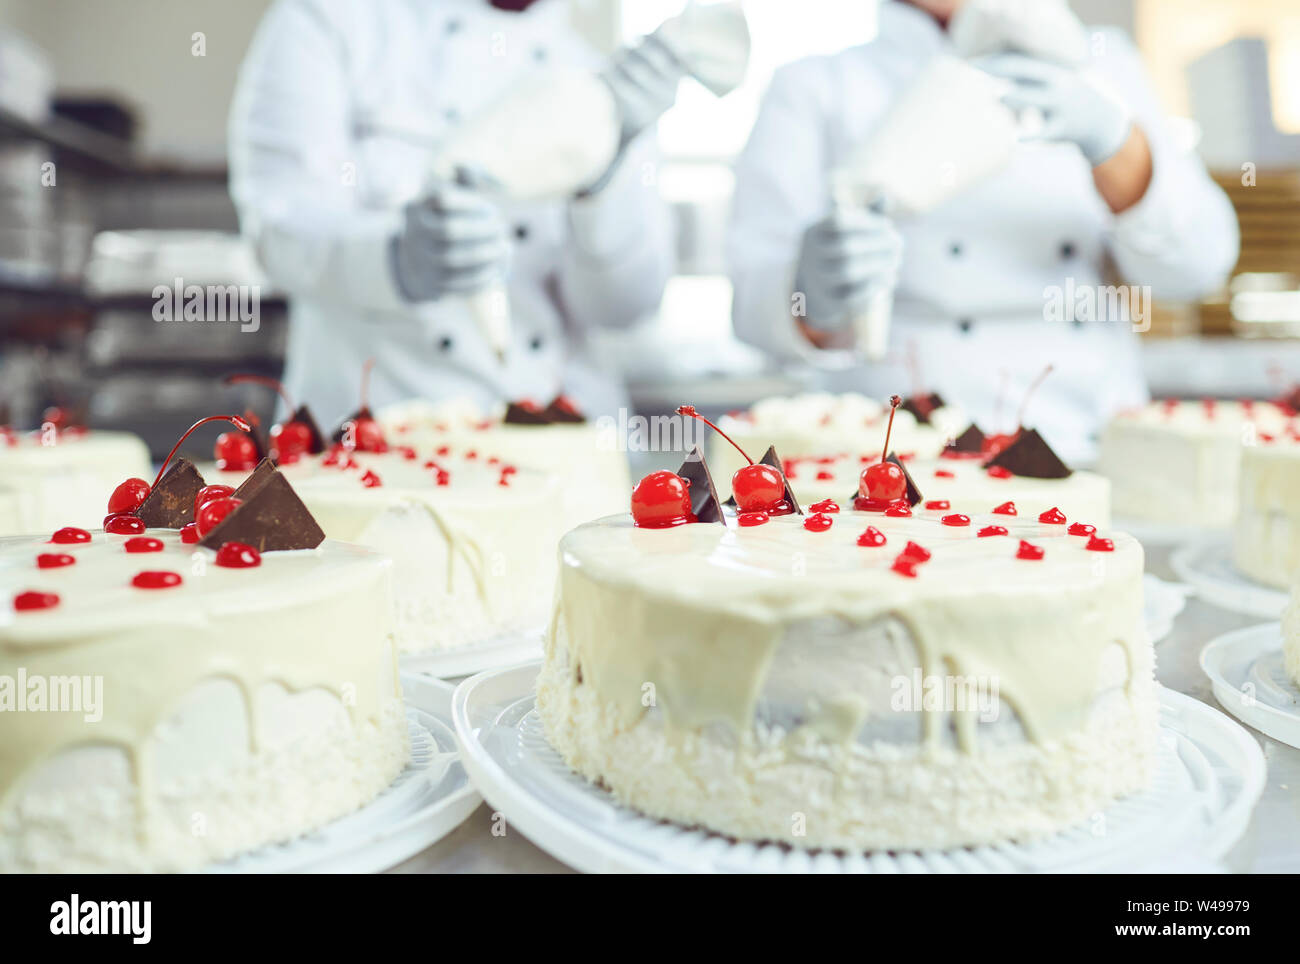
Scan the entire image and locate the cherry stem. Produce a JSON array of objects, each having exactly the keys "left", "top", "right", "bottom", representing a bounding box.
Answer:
[
  {"left": 153, "top": 415, "right": 251, "bottom": 488},
  {"left": 1016, "top": 364, "right": 1054, "bottom": 430},
  {"left": 360, "top": 357, "right": 375, "bottom": 412},
  {"left": 879, "top": 394, "right": 901, "bottom": 463},
  {"left": 224, "top": 374, "right": 294, "bottom": 412},
  {"left": 675, "top": 405, "right": 752, "bottom": 465}
]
